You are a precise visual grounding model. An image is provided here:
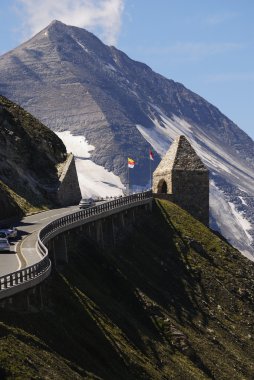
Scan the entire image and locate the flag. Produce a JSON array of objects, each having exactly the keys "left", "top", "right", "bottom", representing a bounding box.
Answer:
[
  {"left": 149, "top": 149, "right": 154, "bottom": 160},
  {"left": 128, "top": 157, "right": 135, "bottom": 168}
]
